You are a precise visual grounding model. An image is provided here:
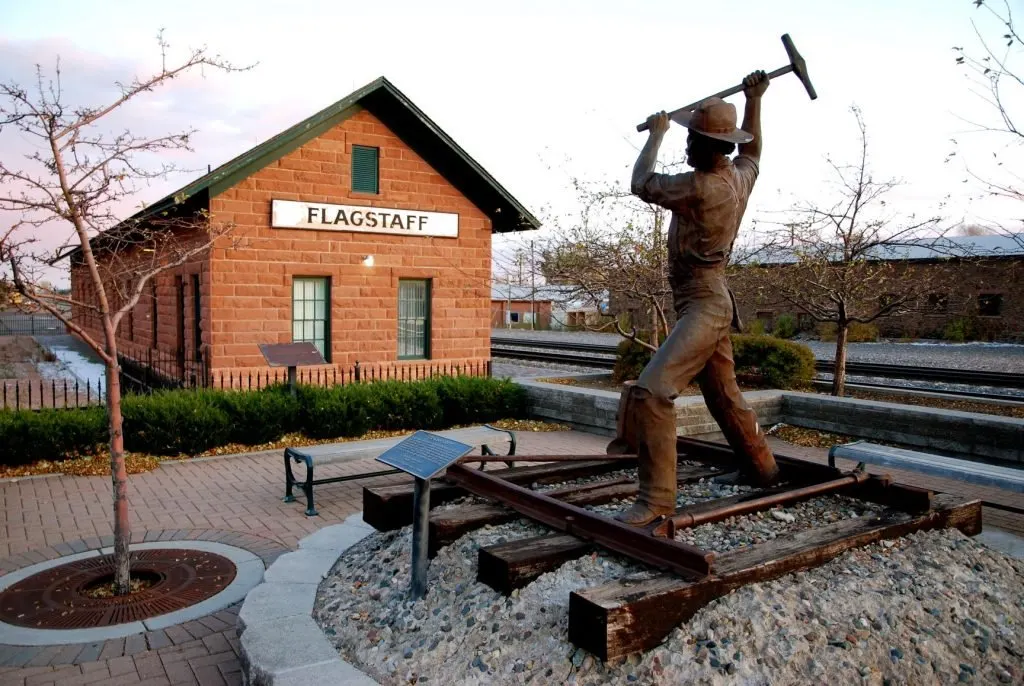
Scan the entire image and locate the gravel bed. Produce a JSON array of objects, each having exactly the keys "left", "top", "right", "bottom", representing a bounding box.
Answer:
[
  {"left": 491, "top": 358, "right": 609, "bottom": 379},
  {"left": 315, "top": 520, "right": 1023, "bottom": 685},
  {"left": 674, "top": 494, "right": 886, "bottom": 552}
]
